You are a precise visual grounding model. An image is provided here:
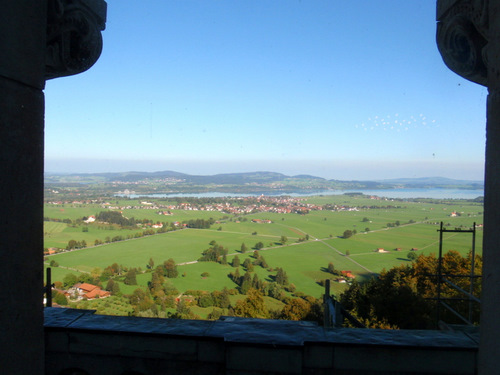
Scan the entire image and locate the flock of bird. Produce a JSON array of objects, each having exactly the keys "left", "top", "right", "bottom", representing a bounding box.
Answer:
[{"left": 354, "top": 113, "right": 437, "bottom": 132}]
